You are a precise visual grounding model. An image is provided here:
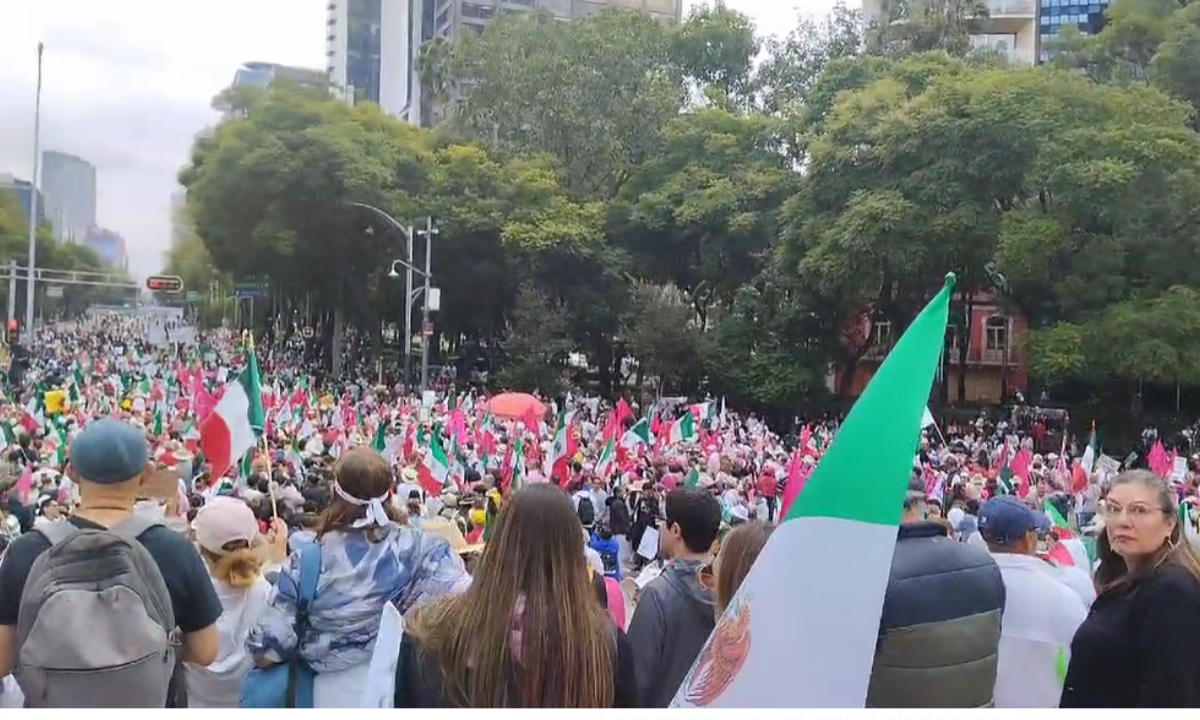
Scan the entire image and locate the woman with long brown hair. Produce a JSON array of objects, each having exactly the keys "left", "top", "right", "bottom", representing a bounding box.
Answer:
[
  {"left": 395, "top": 482, "right": 640, "bottom": 708},
  {"left": 1060, "top": 470, "right": 1200, "bottom": 707},
  {"left": 249, "top": 448, "right": 470, "bottom": 707},
  {"left": 708, "top": 520, "right": 775, "bottom": 616}
]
